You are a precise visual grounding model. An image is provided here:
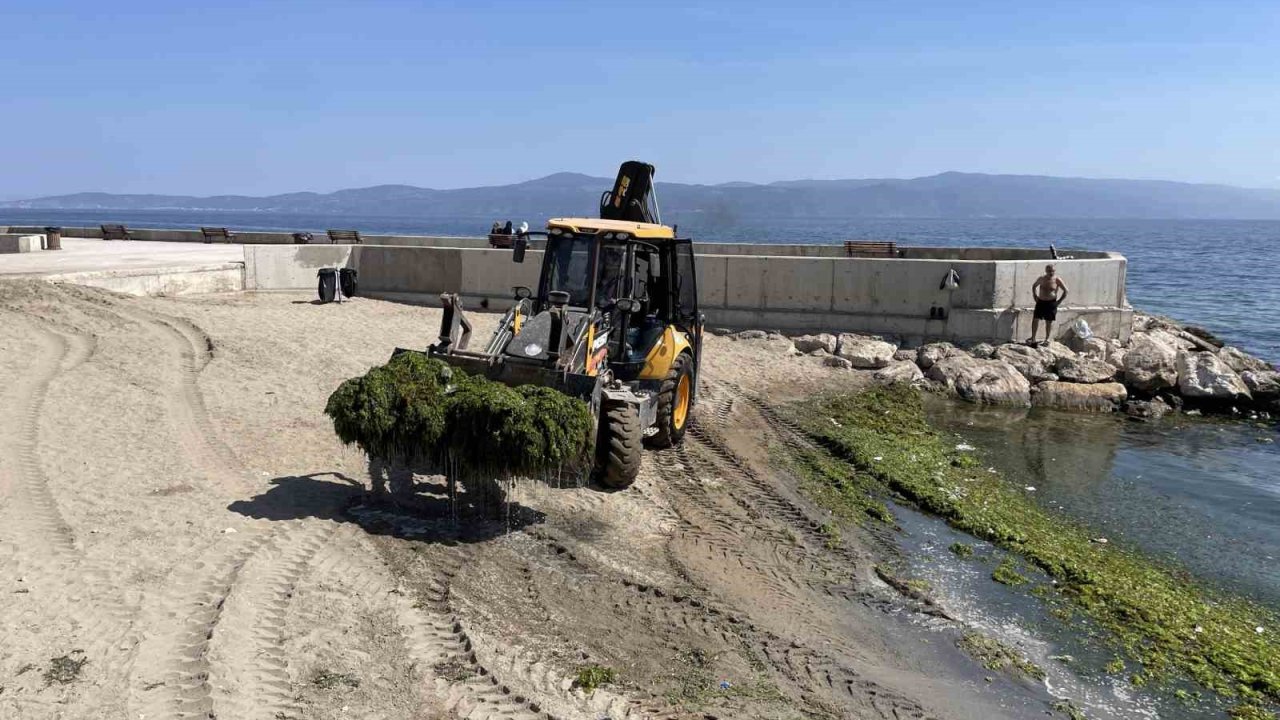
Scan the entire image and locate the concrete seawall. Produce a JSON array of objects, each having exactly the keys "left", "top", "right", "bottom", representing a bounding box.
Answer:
[
  {"left": 242, "top": 243, "right": 1131, "bottom": 344},
  {"left": 4, "top": 229, "right": 1128, "bottom": 343}
]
